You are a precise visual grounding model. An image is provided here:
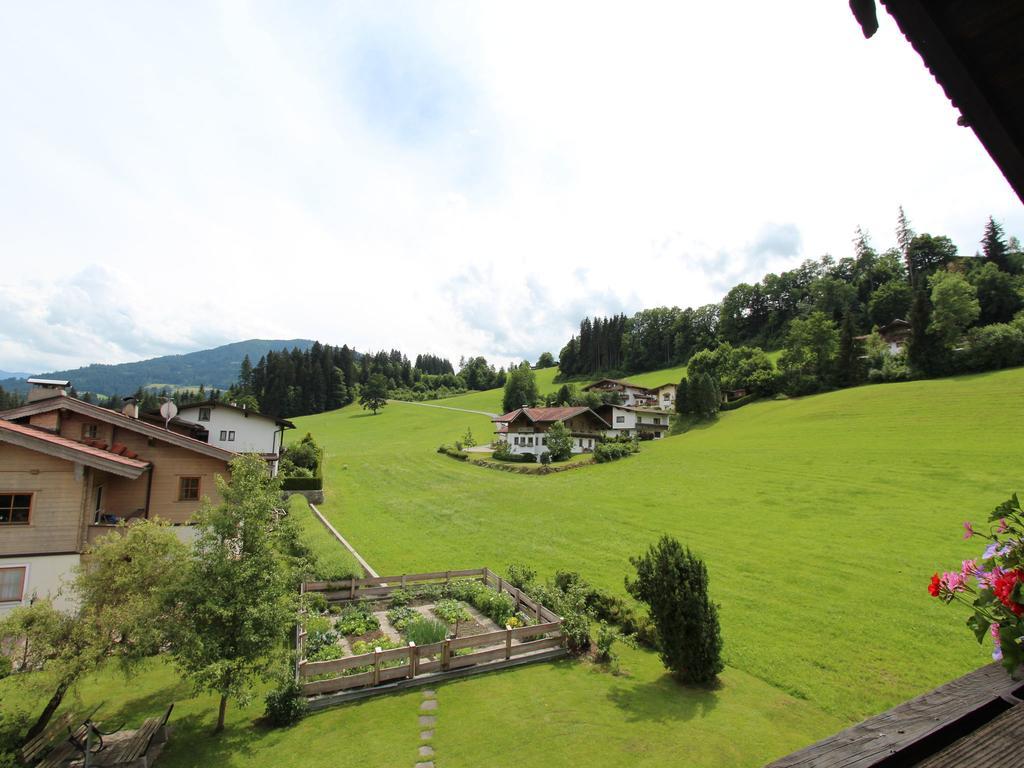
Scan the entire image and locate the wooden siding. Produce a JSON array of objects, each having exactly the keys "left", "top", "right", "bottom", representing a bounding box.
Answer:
[
  {"left": 28, "top": 411, "right": 60, "bottom": 431},
  {"left": 103, "top": 428, "right": 228, "bottom": 524},
  {"left": 0, "top": 443, "right": 85, "bottom": 555}
]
